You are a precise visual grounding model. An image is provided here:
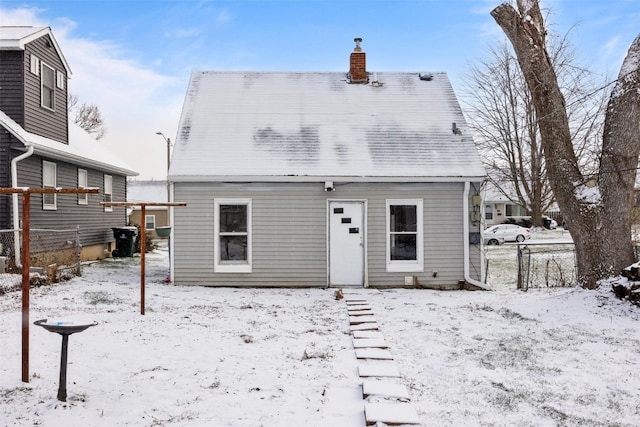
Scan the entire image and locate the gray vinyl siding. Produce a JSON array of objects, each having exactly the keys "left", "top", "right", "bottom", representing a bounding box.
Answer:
[
  {"left": 13, "top": 153, "right": 128, "bottom": 246},
  {"left": 0, "top": 50, "right": 25, "bottom": 124},
  {"left": 0, "top": 132, "right": 12, "bottom": 229},
  {"left": 23, "top": 36, "right": 68, "bottom": 143},
  {"left": 172, "top": 181, "right": 482, "bottom": 288}
]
